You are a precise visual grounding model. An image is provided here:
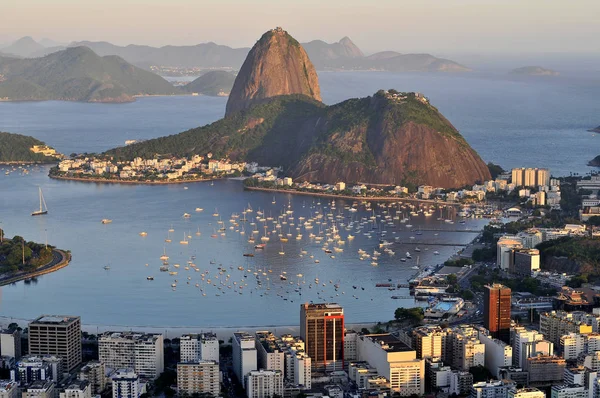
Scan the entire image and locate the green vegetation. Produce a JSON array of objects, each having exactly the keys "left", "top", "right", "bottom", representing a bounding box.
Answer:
[
  {"left": 444, "top": 258, "right": 474, "bottom": 267},
  {"left": 469, "top": 365, "right": 493, "bottom": 382},
  {"left": 183, "top": 71, "right": 235, "bottom": 96},
  {"left": 0, "top": 47, "right": 179, "bottom": 102},
  {"left": 0, "top": 233, "right": 54, "bottom": 274},
  {"left": 469, "top": 269, "right": 556, "bottom": 296},
  {"left": 537, "top": 236, "right": 600, "bottom": 276},
  {"left": 0, "top": 132, "right": 60, "bottom": 163},
  {"left": 394, "top": 307, "right": 424, "bottom": 324},
  {"left": 487, "top": 162, "right": 504, "bottom": 179}
]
